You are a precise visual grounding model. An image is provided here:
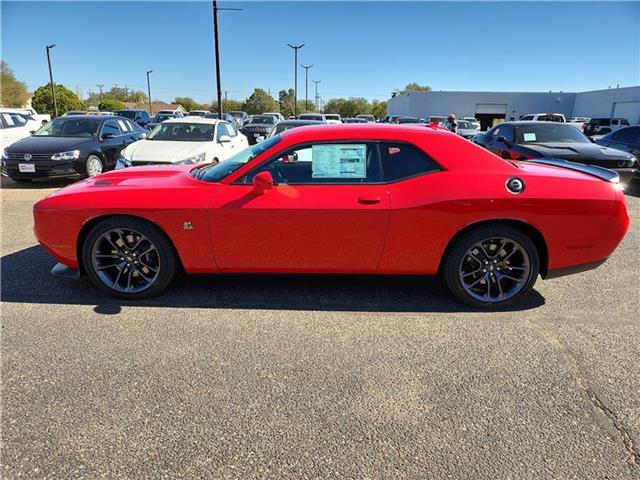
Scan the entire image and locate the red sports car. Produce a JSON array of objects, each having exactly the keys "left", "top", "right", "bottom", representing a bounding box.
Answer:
[{"left": 33, "top": 124, "right": 629, "bottom": 309}]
